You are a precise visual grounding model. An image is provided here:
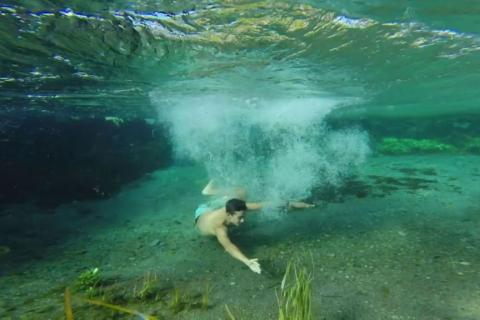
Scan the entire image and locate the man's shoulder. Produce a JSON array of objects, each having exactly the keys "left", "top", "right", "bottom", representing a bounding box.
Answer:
[
  {"left": 214, "top": 224, "right": 228, "bottom": 237},
  {"left": 204, "top": 209, "right": 226, "bottom": 226}
]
